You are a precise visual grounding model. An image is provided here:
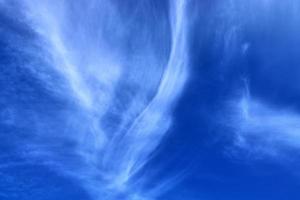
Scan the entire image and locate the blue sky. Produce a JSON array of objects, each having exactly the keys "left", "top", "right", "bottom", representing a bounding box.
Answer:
[{"left": 1, "top": 0, "right": 300, "bottom": 199}]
